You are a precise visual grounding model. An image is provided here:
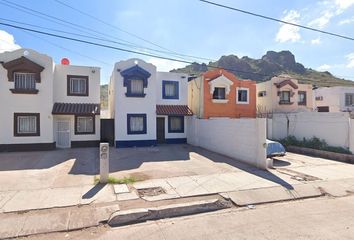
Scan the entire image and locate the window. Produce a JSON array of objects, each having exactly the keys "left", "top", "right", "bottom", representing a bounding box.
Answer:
[
  {"left": 345, "top": 93, "right": 354, "bottom": 106},
  {"left": 14, "top": 113, "right": 40, "bottom": 137},
  {"left": 121, "top": 65, "right": 150, "bottom": 98},
  {"left": 213, "top": 87, "right": 226, "bottom": 99},
  {"left": 258, "top": 91, "right": 266, "bottom": 97},
  {"left": 127, "top": 114, "right": 147, "bottom": 134},
  {"left": 4, "top": 57, "right": 43, "bottom": 94},
  {"left": 279, "top": 91, "right": 291, "bottom": 103},
  {"left": 163, "top": 81, "right": 179, "bottom": 99},
  {"left": 168, "top": 116, "right": 184, "bottom": 133},
  {"left": 75, "top": 116, "right": 95, "bottom": 134},
  {"left": 67, "top": 75, "right": 89, "bottom": 96},
  {"left": 315, "top": 96, "right": 323, "bottom": 101},
  {"left": 237, "top": 88, "right": 249, "bottom": 104},
  {"left": 14, "top": 72, "right": 36, "bottom": 90},
  {"left": 130, "top": 79, "right": 144, "bottom": 94},
  {"left": 298, "top": 91, "right": 307, "bottom": 105}
]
